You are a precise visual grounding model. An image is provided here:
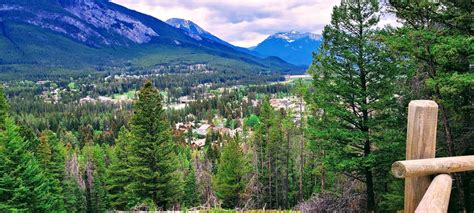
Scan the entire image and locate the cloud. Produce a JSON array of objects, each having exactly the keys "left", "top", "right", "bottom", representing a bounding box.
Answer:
[{"left": 111, "top": 0, "right": 396, "bottom": 47}]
